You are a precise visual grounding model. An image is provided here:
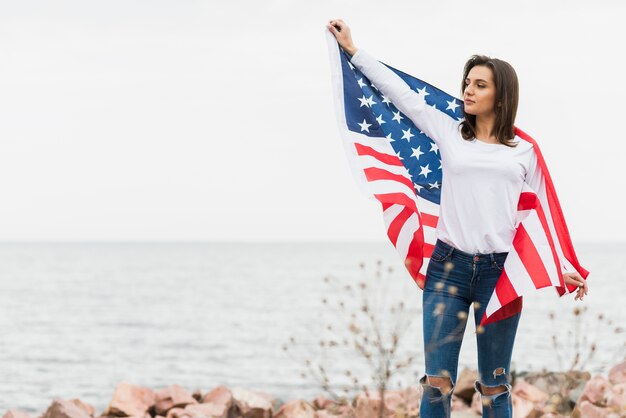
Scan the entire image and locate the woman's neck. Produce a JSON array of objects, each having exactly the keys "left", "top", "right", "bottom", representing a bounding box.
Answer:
[{"left": 475, "top": 114, "right": 497, "bottom": 142}]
